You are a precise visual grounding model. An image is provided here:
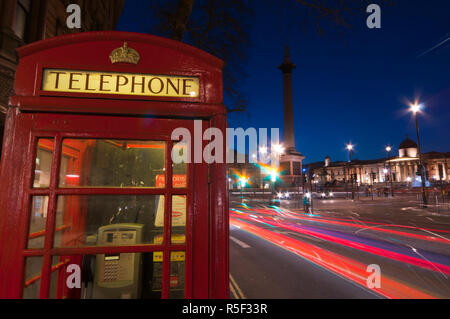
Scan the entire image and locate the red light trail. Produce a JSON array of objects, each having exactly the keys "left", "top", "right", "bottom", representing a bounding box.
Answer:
[{"left": 230, "top": 217, "right": 437, "bottom": 299}]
